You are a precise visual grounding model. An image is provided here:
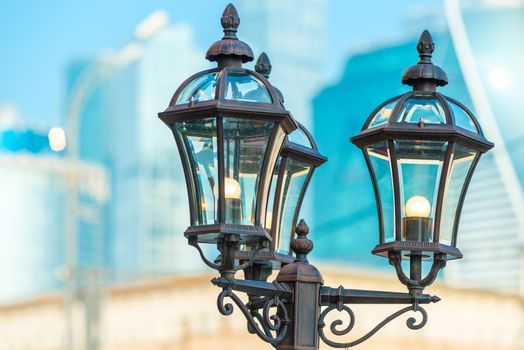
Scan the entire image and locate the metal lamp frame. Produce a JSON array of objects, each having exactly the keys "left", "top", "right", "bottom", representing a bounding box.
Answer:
[{"left": 159, "top": 5, "right": 493, "bottom": 350}]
